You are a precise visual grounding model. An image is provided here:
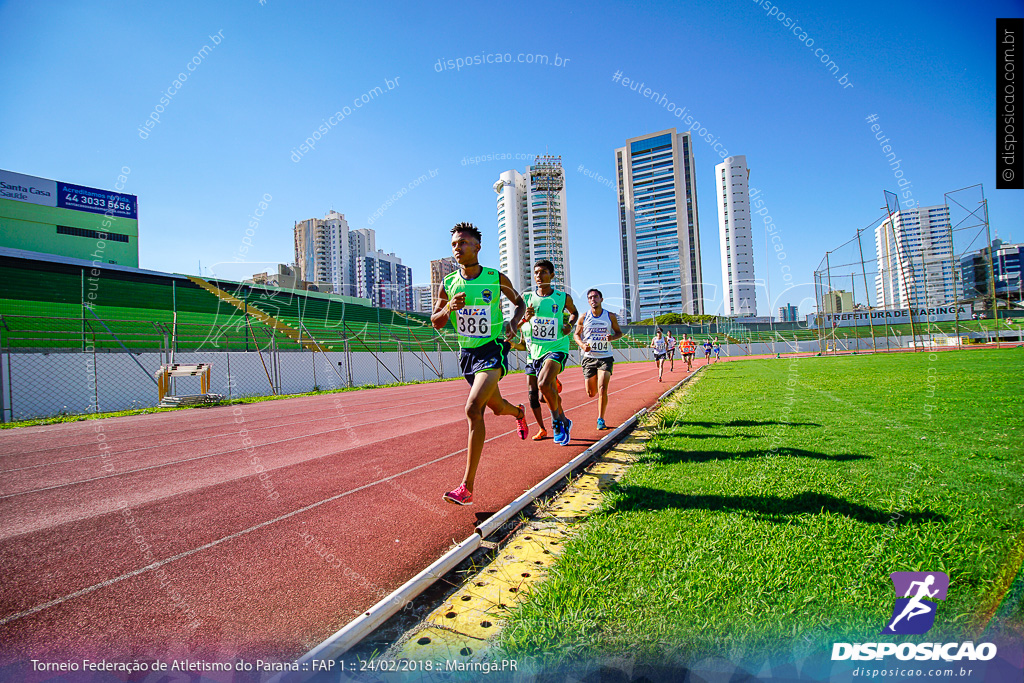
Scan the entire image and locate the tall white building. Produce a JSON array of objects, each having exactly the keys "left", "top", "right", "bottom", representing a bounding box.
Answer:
[
  {"left": 293, "top": 213, "right": 412, "bottom": 308},
  {"left": 616, "top": 129, "right": 704, "bottom": 322},
  {"left": 294, "top": 210, "right": 352, "bottom": 295},
  {"left": 874, "top": 205, "right": 956, "bottom": 309},
  {"left": 411, "top": 285, "right": 432, "bottom": 314},
  {"left": 715, "top": 155, "right": 756, "bottom": 316},
  {"left": 494, "top": 156, "right": 570, "bottom": 316}
]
